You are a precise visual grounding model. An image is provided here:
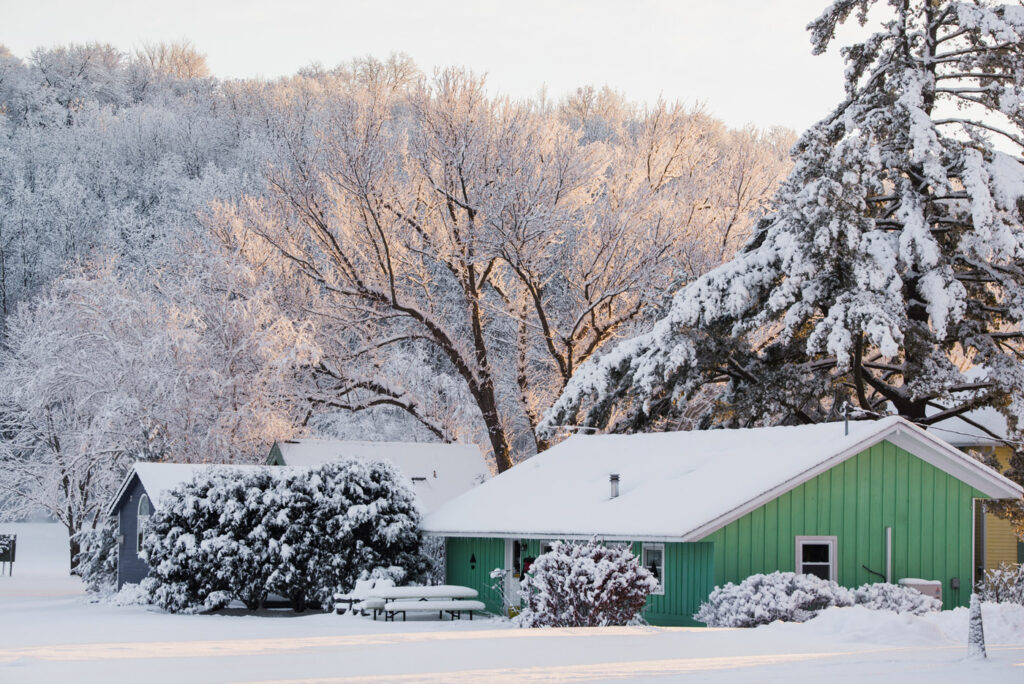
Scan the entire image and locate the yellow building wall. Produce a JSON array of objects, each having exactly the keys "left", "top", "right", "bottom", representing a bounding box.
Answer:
[
  {"left": 984, "top": 512, "right": 1019, "bottom": 568},
  {"left": 981, "top": 447, "right": 1021, "bottom": 570}
]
